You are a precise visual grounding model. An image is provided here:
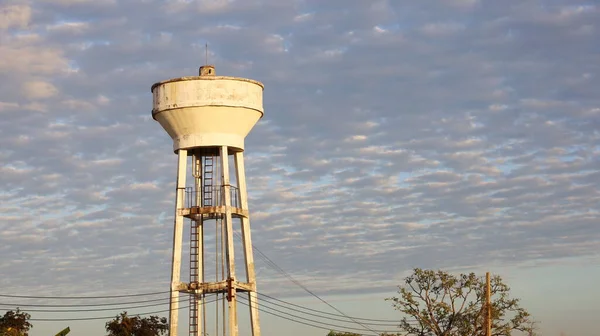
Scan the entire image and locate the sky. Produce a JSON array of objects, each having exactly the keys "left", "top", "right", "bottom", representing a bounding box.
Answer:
[{"left": 0, "top": 0, "right": 599, "bottom": 335}]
